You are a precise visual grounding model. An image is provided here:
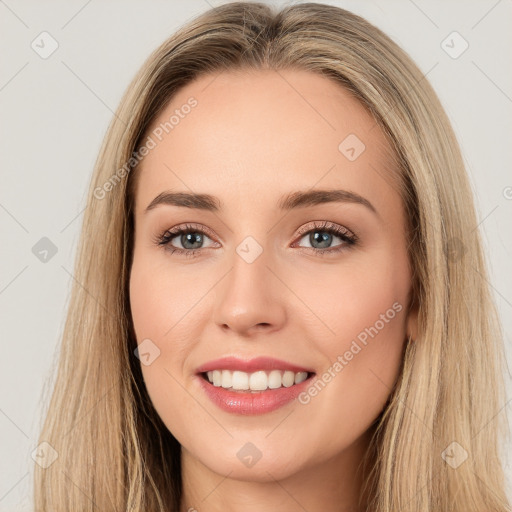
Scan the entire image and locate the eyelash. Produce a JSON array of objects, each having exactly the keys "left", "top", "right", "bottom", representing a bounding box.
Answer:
[{"left": 154, "top": 221, "right": 358, "bottom": 258}]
